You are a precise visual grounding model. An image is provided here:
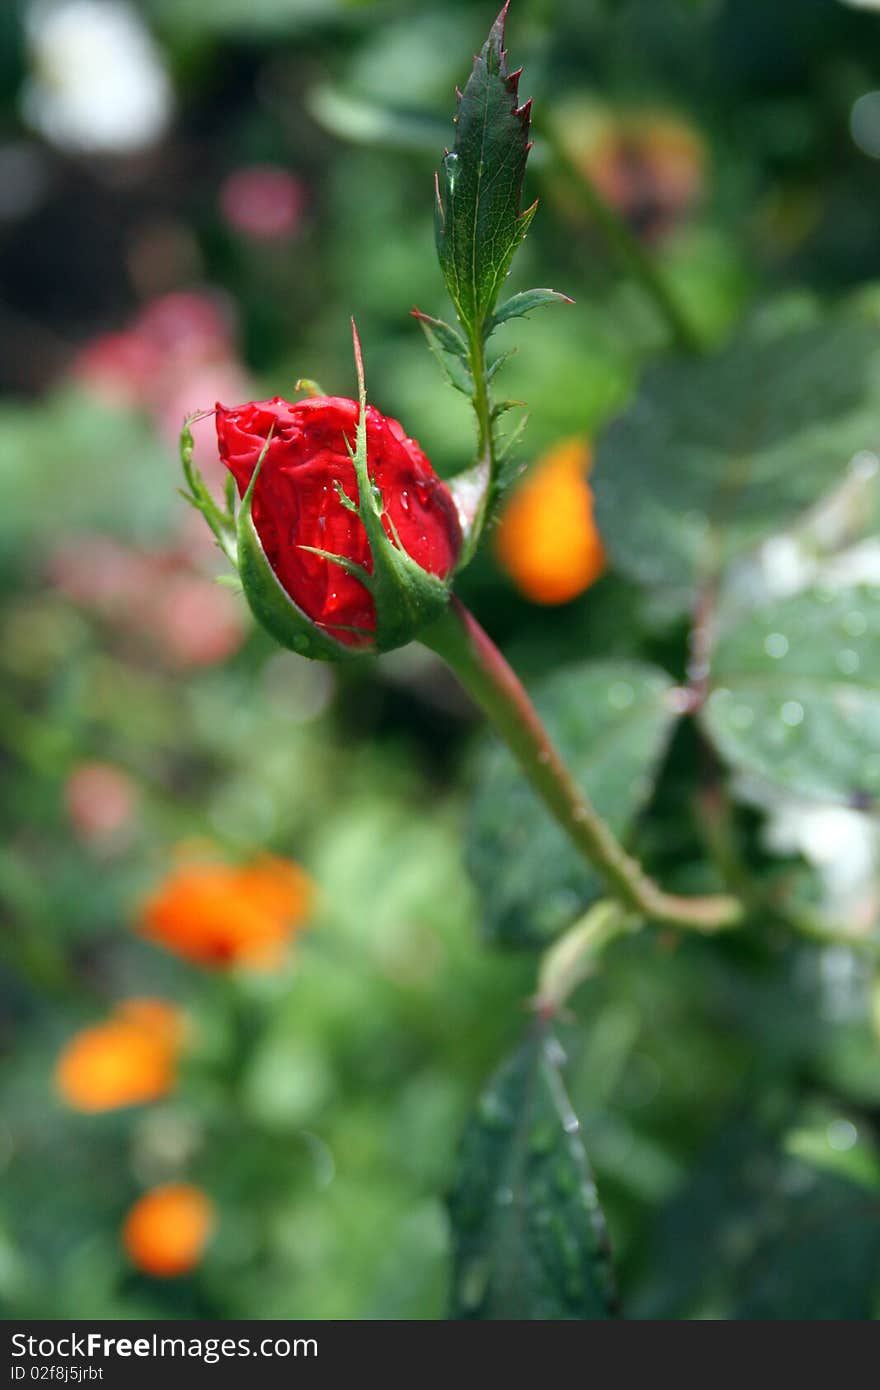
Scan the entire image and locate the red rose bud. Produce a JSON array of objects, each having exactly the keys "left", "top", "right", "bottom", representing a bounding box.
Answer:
[{"left": 203, "top": 334, "right": 461, "bottom": 658}]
